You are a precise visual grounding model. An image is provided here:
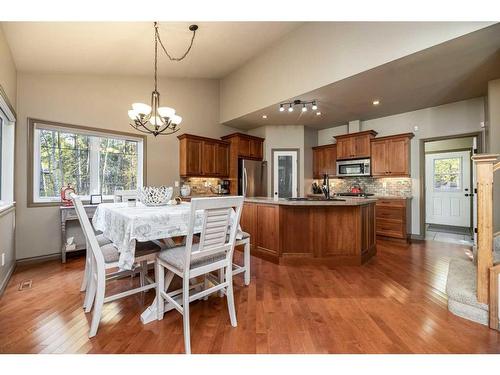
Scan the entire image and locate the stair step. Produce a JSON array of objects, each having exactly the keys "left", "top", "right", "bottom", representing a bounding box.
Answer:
[{"left": 446, "top": 258, "right": 489, "bottom": 325}]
